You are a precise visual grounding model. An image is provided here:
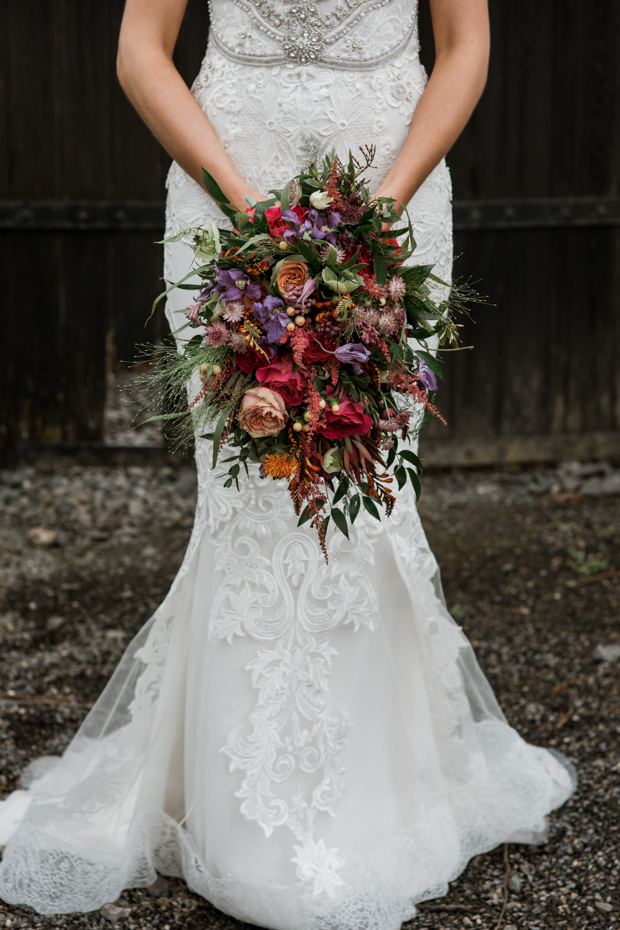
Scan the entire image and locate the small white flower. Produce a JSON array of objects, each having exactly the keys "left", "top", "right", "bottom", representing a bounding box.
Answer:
[
  {"left": 292, "top": 836, "right": 344, "bottom": 897},
  {"left": 309, "top": 190, "right": 335, "bottom": 210}
]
